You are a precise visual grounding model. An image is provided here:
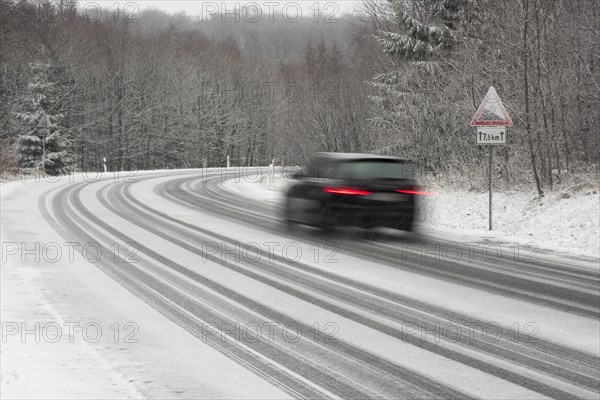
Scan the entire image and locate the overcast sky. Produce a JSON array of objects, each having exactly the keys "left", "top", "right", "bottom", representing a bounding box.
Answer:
[{"left": 79, "top": 1, "right": 361, "bottom": 18}]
